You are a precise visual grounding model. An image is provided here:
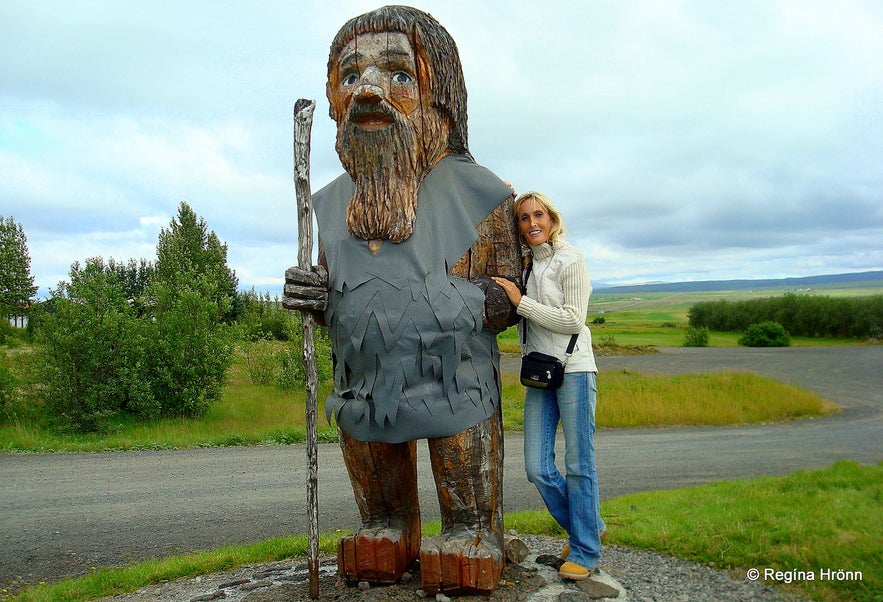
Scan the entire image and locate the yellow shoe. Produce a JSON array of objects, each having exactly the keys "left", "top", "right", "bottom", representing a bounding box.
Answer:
[{"left": 559, "top": 561, "right": 592, "bottom": 581}]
